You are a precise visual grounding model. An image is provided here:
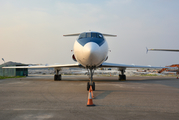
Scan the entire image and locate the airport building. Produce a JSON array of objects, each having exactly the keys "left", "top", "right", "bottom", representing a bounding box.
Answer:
[{"left": 0, "top": 61, "right": 28, "bottom": 77}]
